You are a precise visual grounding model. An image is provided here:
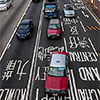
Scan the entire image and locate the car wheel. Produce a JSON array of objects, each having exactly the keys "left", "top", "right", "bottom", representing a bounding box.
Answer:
[{"left": 47, "top": 35, "right": 49, "bottom": 38}]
